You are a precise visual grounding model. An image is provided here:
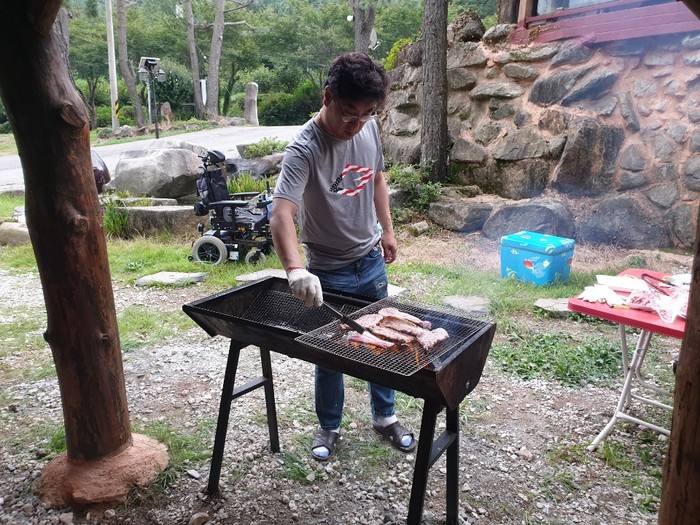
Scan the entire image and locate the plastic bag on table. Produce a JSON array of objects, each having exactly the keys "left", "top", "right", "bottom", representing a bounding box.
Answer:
[{"left": 653, "top": 286, "right": 689, "bottom": 323}]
